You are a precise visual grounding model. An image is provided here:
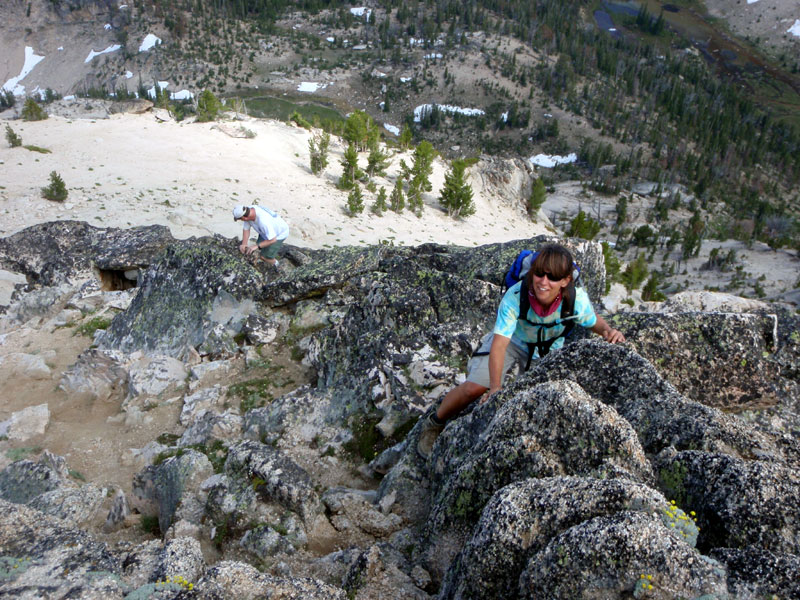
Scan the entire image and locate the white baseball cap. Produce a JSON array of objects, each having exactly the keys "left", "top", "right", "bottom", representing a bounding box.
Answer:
[{"left": 232, "top": 205, "right": 248, "bottom": 220}]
